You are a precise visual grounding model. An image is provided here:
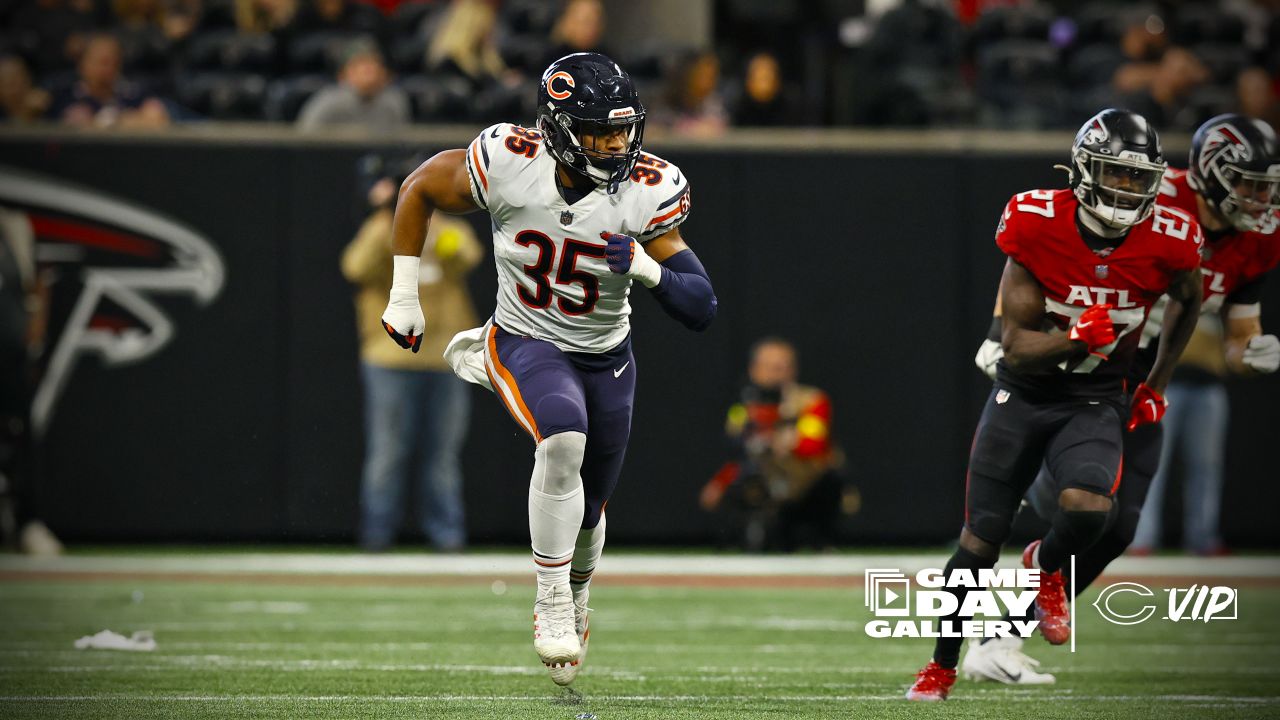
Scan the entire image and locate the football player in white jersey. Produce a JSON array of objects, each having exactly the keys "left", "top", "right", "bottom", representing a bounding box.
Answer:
[{"left": 379, "top": 53, "right": 717, "bottom": 686}]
